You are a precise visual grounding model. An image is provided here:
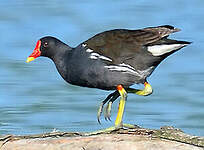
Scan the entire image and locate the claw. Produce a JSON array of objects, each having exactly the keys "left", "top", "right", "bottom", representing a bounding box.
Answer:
[
  {"left": 97, "top": 91, "right": 116, "bottom": 124},
  {"left": 97, "top": 91, "right": 120, "bottom": 124},
  {"left": 104, "top": 101, "right": 112, "bottom": 121},
  {"left": 104, "top": 92, "right": 119, "bottom": 121},
  {"left": 97, "top": 102, "right": 104, "bottom": 124}
]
